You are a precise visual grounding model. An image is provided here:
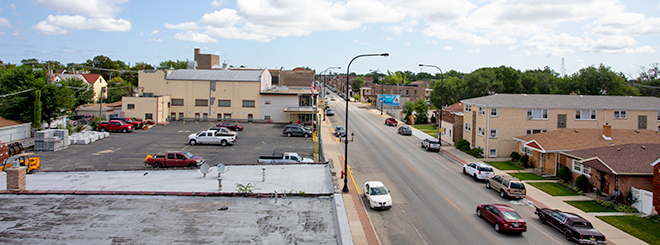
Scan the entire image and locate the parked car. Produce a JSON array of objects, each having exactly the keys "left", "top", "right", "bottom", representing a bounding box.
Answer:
[
  {"left": 486, "top": 175, "right": 527, "bottom": 199},
  {"left": 476, "top": 204, "right": 526, "bottom": 234},
  {"left": 257, "top": 152, "right": 314, "bottom": 164},
  {"left": 285, "top": 123, "right": 312, "bottom": 131},
  {"left": 283, "top": 125, "right": 313, "bottom": 138},
  {"left": 144, "top": 151, "right": 205, "bottom": 168},
  {"left": 397, "top": 126, "right": 412, "bottom": 136},
  {"left": 335, "top": 126, "right": 346, "bottom": 138},
  {"left": 331, "top": 97, "right": 336, "bottom": 101},
  {"left": 535, "top": 207, "right": 607, "bottom": 244},
  {"left": 188, "top": 130, "right": 237, "bottom": 146},
  {"left": 385, "top": 117, "right": 398, "bottom": 126},
  {"left": 69, "top": 115, "right": 89, "bottom": 126},
  {"left": 97, "top": 120, "right": 134, "bottom": 133},
  {"left": 215, "top": 122, "right": 243, "bottom": 131},
  {"left": 326, "top": 108, "right": 335, "bottom": 116},
  {"left": 110, "top": 117, "right": 144, "bottom": 129},
  {"left": 363, "top": 181, "right": 392, "bottom": 209},
  {"left": 421, "top": 138, "right": 440, "bottom": 151},
  {"left": 462, "top": 162, "right": 495, "bottom": 181}
]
